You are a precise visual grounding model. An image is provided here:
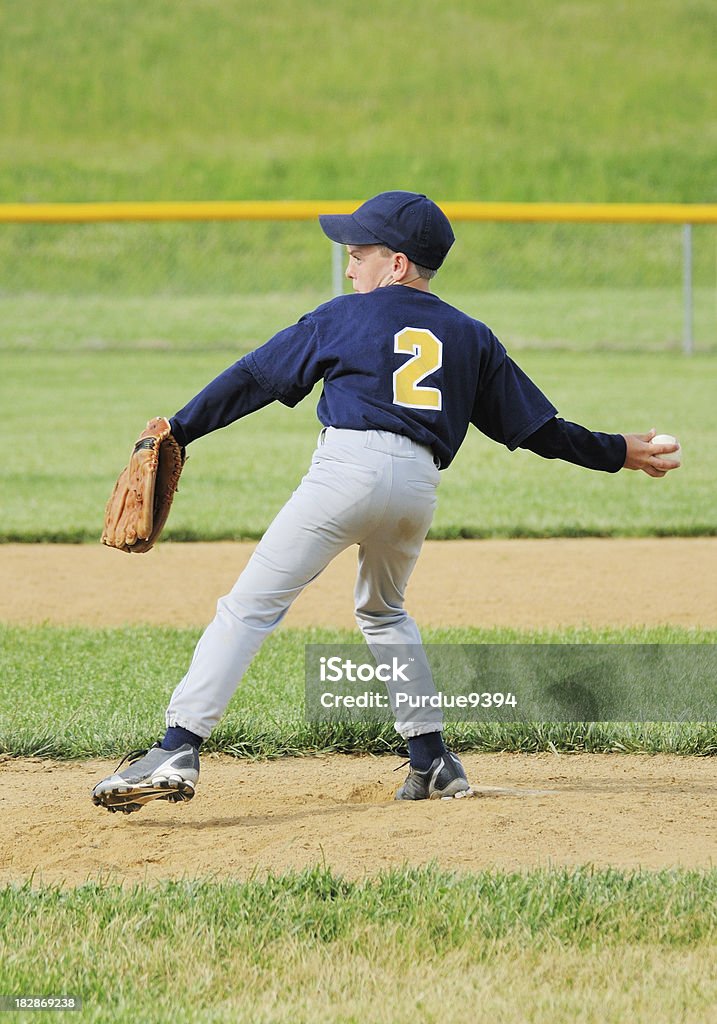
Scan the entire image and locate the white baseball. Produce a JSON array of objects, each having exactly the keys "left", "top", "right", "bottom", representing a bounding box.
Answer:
[{"left": 650, "top": 433, "right": 681, "bottom": 465}]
